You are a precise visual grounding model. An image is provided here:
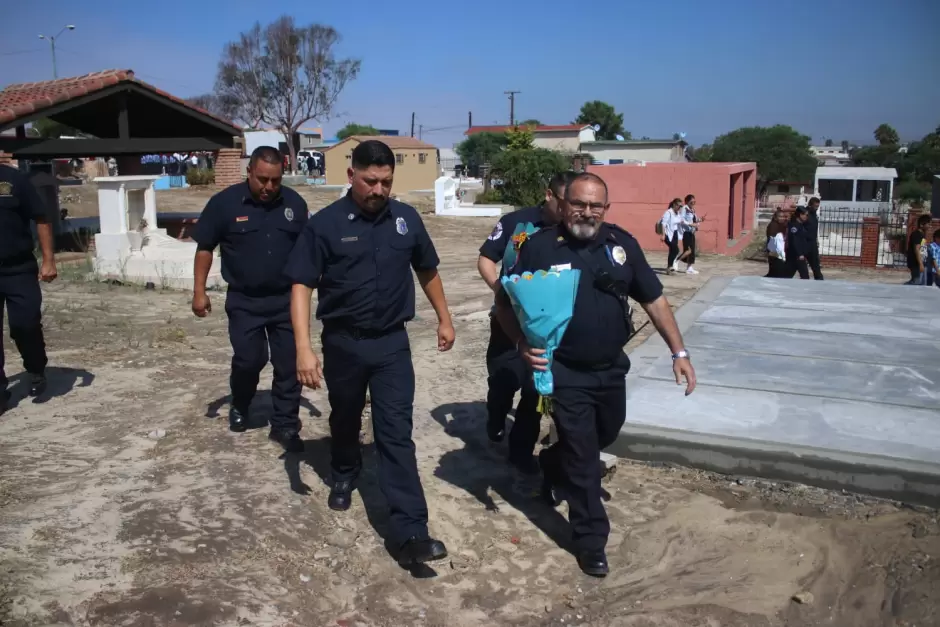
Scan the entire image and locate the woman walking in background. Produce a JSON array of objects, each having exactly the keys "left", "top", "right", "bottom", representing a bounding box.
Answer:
[
  {"left": 660, "top": 198, "right": 684, "bottom": 275},
  {"left": 765, "top": 209, "right": 788, "bottom": 277},
  {"left": 678, "top": 194, "right": 703, "bottom": 275}
]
